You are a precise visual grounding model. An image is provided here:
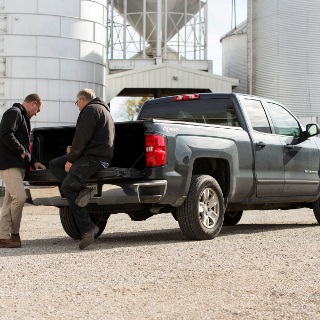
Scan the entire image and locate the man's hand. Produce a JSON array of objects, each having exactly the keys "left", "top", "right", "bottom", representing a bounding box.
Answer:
[
  {"left": 21, "top": 152, "right": 31, "bottom": 161},
  {"left": 34, "top": 162, "right": 46, "bottom": 170},
  {"left": 65, "top": 161, "right": 72, "bottom": 172},
  {"left": 66, "top": 146, "right": 72, "bottom": 154}
]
